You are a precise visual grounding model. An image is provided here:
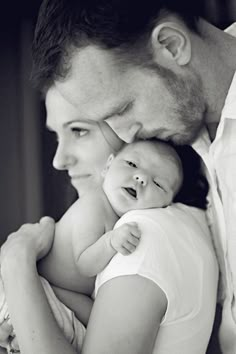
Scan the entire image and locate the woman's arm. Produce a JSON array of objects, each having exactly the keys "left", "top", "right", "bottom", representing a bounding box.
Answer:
[
  {"left": 83, "top": 275, "right": 167, "bottom": 354},
  {"left": 1, "top": 218, "right": 78, "bottom": 354},
  {"left": 1, "top": 217, "right": 167, "bottom": 354},
  {"left": 3, "top": 259, "right": 166, "bottom": 354},
  {"left": 51, "top": 286, "right": 93, "bottom": 327}
]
